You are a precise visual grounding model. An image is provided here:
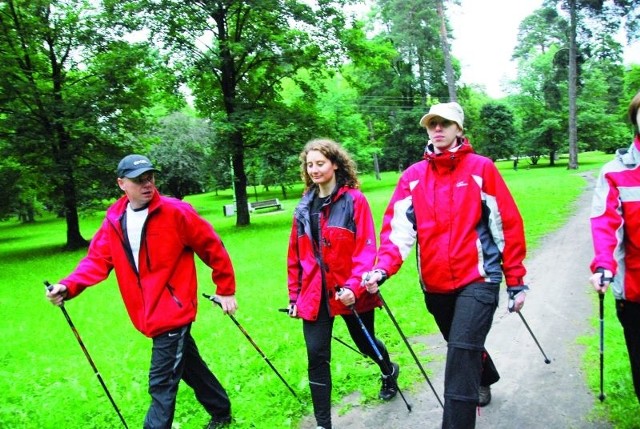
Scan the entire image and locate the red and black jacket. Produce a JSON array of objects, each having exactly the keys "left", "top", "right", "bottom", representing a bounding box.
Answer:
[{"left": 287, "top": 186, "right": 381, "bottom": 321}]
